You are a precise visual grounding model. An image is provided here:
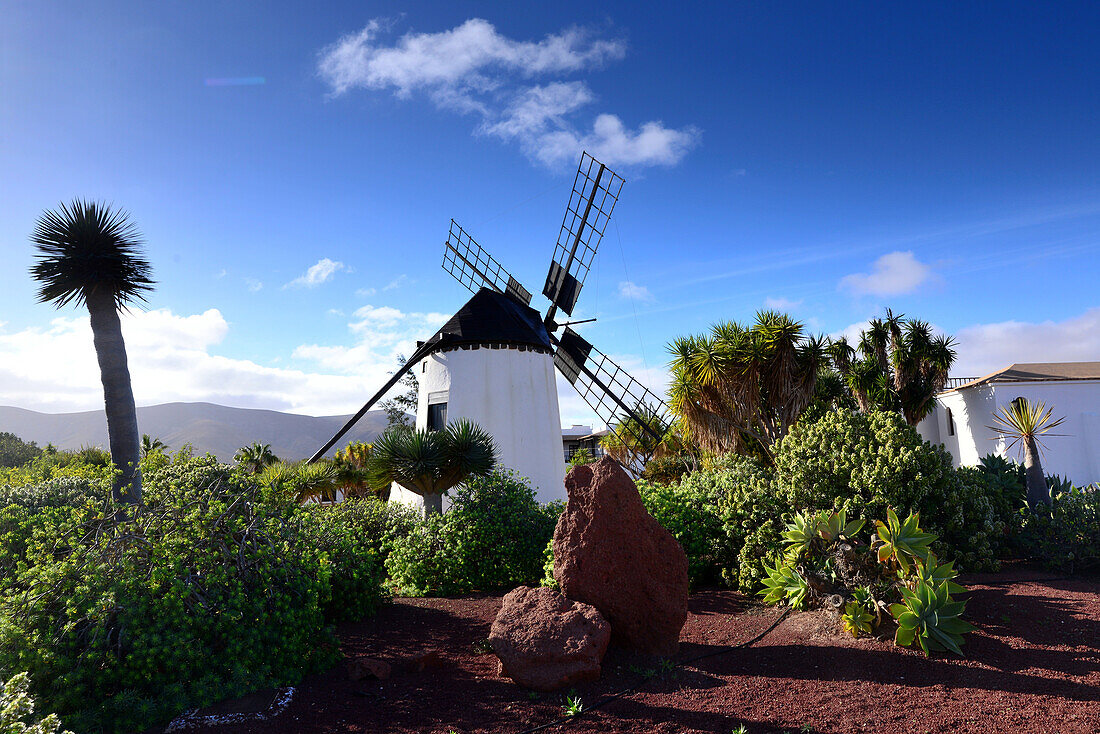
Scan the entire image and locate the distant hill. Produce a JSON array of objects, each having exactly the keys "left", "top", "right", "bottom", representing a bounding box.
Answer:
[{"left": 0, "top": 402, "right": 393, "bottom": 462}]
